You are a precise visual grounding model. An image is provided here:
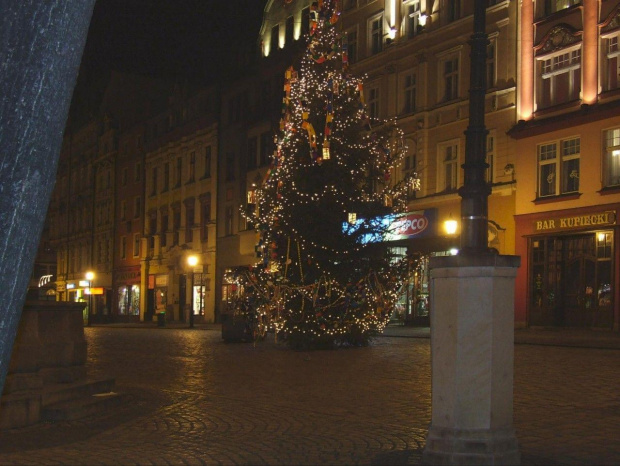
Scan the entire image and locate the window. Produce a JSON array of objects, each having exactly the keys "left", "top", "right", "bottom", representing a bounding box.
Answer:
[
  {"left": 160, "top": 211, "right": 168, "bottom": 247},
  {"left": 185, "top": 200, "right": 194, "bottom": 244},
  {"left": 135, "top": 162, "right": 141, "bottom": 182},
  {"left": 402, "top": 72, "right": 416, "bottom": 114},
  {"left": 439, "top": 142, "right": 459, "bottom": 192},
  {"left": 134, "top": 197, "right": 141, "bottom": 218},
  {"left": 247, "top": 136, "right": 258, "bottom": 170},
  {"left": 201, "top": 195, "right": 211, "bottom": 242},
  {"left": 285, "top": 16, "right": 294, "bottom": 45},
  {"left": 226, "top": 152, "right": 235, "bottom": 181},
  {"left": 121, "top": 168, "right": 128, "bottom": 186},
  {"left": 260, "top": 132, "right": 272, "bottom": 166},
  {"left": 538, "top": 47, "right": 581, "bottom": 109},
  {"left": 270, "top": 24, "right": 280, "bottom": 54},
  {"left": 367, "top": 85, "right": 380, "bottom": 119},
  {"left": 175, "top": 157, "right": 182, "bottom": 187},
  {"left": 442, "top": 56, "right": 459, "bottom": 102},
  {"left": 188, "top": 151, "right": 195, "bottom": 183},
  {"left": 149, "top": 214, "right": 157, "bottom": 249},
  {"left": 150, "top": 167, "right": 157, "bottom": 196},
  {"left": 369, "top": 15, "right": 383, "bottom": 55},
  {"left": 544, "top": 0, "right": 580, "bottom": 16},
  {"left": 301, "top": 7, "right": 310, "bottom": 37},
  {"left": 173, "top": 209, "right": 181, "bottom": 245},
  {"left": 537, "top": 137, "right": 580, "bottom": 197},
  {"left": 603, "top": 34, "right": 620, "bottom": 91},
  {"left": 163, "top": 163, "right": 170, "bottom": 192},
  {"left": 120, "top": 236, "right": 127, "bottom": 260},
  {"left": 225, "top": 206, "right": 233, "bottom": 236},
  {"left": 603, "top": 128, "right": 620, "bottom": 188},
  {"left": 403, "top": 0, "right": 422, "bottom": 39},
  {"left": 446, "top": 0, "right": 461, "bottom": 22},
  {"left": 133, "top": 233, "right": 140, "bottom": 258},
  {"left": 203, "top": 146, "right": 212, "bottom": 178},
  {"left": 345, "top": 29, "right": 358, "bottom": 64},
  {"left": 120, "top": 200, "right": 127, "bottom": 220},
  {"left": 486, "top": 134, "right": 495, "bottom": 184},
  {"left": 486, "top": 40, "right": 496, "bottom": 89}
]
